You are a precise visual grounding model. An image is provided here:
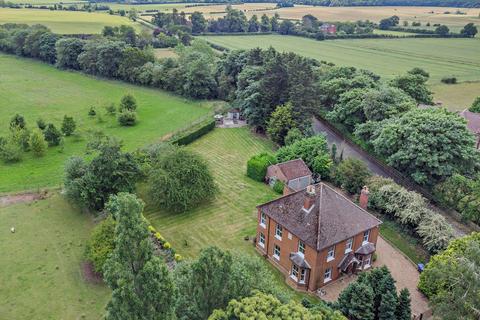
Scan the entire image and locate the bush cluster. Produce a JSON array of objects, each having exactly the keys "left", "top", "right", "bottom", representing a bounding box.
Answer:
[
  {"left": 246, "top": 153, "right": 277, "bottom": 182},
  {"left": 367, "top": 176, "right": 455, "bottom": 253}
]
